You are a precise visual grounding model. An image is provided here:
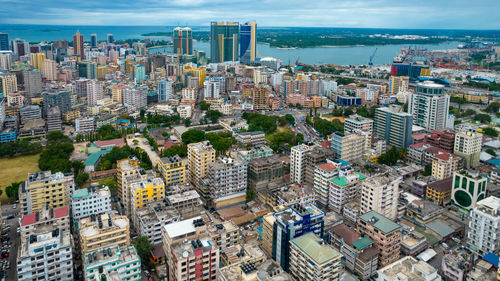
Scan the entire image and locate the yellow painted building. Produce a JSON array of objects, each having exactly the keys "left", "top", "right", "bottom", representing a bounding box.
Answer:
[
  {"left": 0, "top": 73, "right": 18, "bottom": 95},
  {"left": 30, "top": 53, "right": 46, "bottom": 70},
  {"left": 130, "top": 176, "right": 165, "bottom": 211},
  {"left": 426, "top": 177, "right": 453, "bottom": 205},
  {"left": 431, "top": 154, "right": 460, "bottom": 180},
  {"left": 63, "top": 110, "right": 81, "bottom": 122},
  {"left": 111, "top": 84, "right": 126, "bottom": 103},
  {"left": 158, "top": 155, "right": 186, "bottom": 186},
  {"left": 187, "top": 141, "right": 215, "bottom": 191},
  {"left": 96, "top": 65, "right": 108, "bottom": 79},
  {"left": 79, "top": 213, "right": 130, "bottom": 254}
]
